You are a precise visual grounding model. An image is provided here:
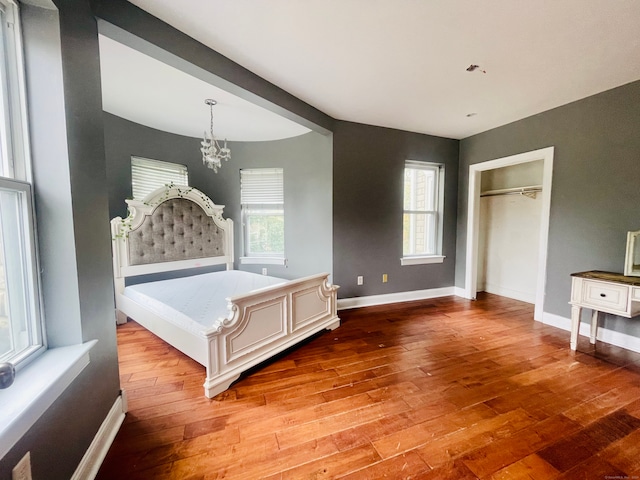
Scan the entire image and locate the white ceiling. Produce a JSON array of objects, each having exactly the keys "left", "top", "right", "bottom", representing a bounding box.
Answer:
[
  {"left": 118, "top": 0, "right": 640, "bottom": 140},
  {"left": 98, "top": 35, "right": 311, "bottom": 141}
]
